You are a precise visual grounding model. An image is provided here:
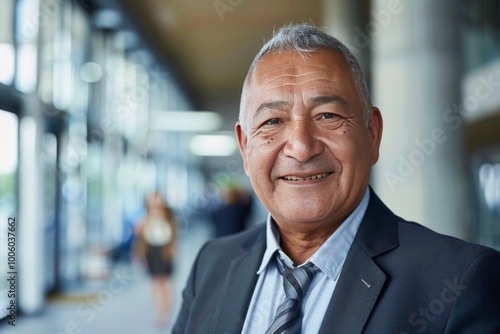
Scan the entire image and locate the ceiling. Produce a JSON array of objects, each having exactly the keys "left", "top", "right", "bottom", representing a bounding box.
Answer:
[{"left": 121, "top": 0, "right": 324, "bottom": 128}]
